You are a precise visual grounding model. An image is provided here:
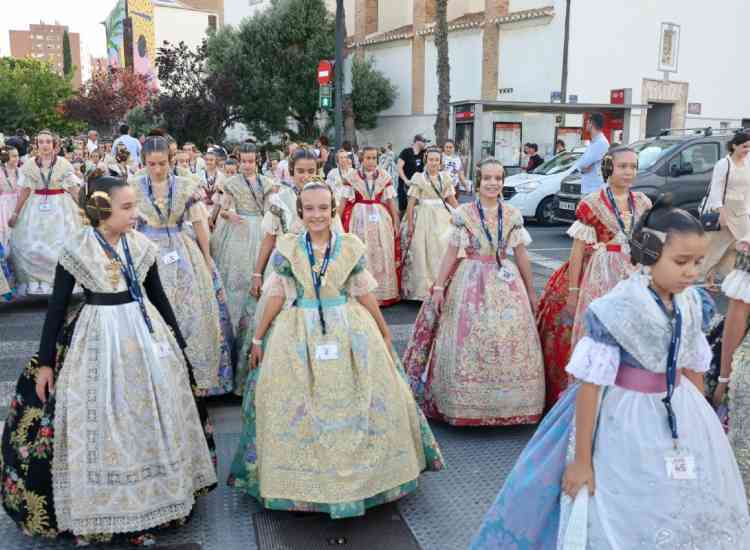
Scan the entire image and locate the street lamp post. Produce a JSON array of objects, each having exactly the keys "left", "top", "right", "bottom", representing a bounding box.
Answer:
[{"left": 334, "top": 0, "right": 345, "bottom": 149}]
